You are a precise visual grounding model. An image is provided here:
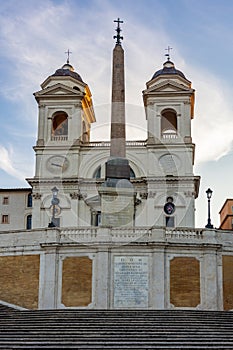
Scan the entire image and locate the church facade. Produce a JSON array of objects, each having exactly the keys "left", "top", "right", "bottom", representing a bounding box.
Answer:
[
  {"left": 26, "top": 41, "right": 199, "bottom": 230},
  {"left": 0, "top": 22, "right": 233, "bottom": 312}
]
